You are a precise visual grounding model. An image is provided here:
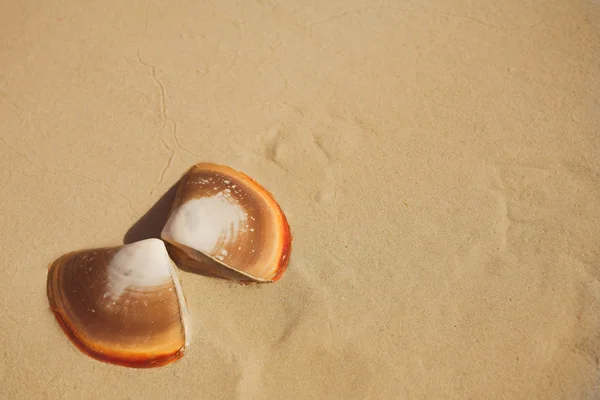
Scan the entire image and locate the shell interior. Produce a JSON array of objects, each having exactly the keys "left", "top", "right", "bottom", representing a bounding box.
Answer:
[
  {"left": 47, "top": 238, "right": 188, "bottom": 368},
  {"left": 161, "top": 163, "right": 292, "bottom": 282}
]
